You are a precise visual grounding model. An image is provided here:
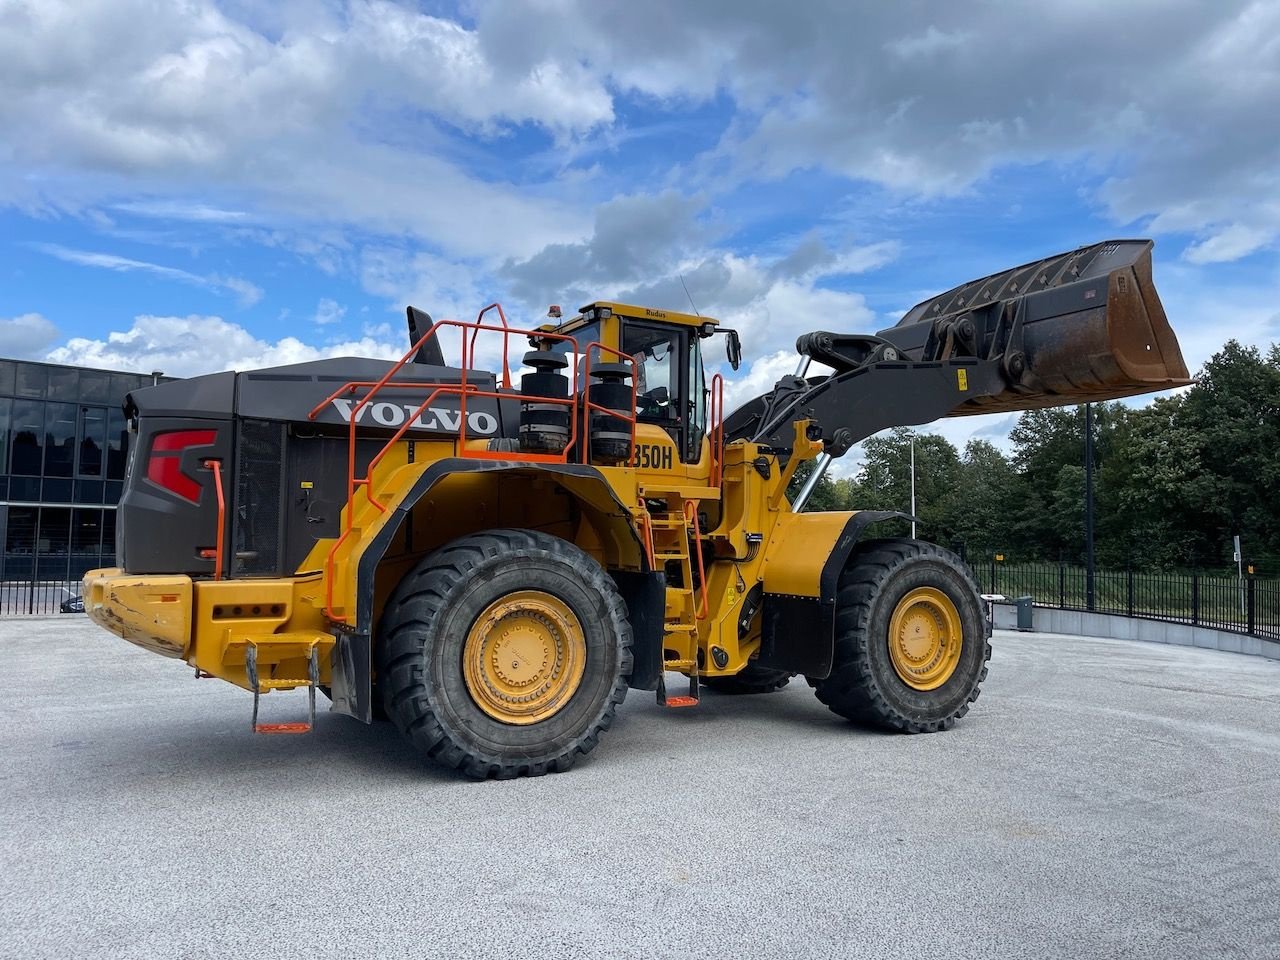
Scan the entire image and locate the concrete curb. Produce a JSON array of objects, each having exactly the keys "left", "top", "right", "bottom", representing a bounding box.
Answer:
[
  {"left": 992, "top": 602, "right": 1280, "bottom": 661},
  {"left": 0, "top": 614, "right": 85, "bottom": 621}
]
